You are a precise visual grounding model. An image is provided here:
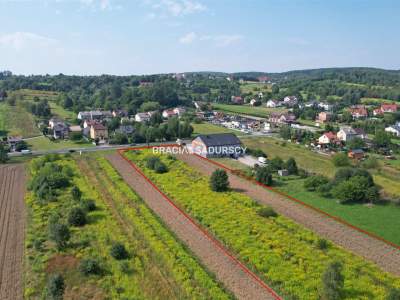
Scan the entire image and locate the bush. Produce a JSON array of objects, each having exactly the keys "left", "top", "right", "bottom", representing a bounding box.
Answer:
[
  {"left": 47, "top": 274, "right": 65, "bottom": 300},
  {"left": 146, "top": 156, "right": 160, "bottom": 169},
  {"left": 48, "top": 223, "right": 70, "bottom": 250},
  {"left": 79, "top": 259, "right": 101, "bottom": 275},
  {"left": 269, "top": 156, "right": 284, "bottom": 171},
  {"left": 81, "top": 199, "right": 96, "bottom": 212},
  {"left": 321, "top": 262, "right": 344, "bottom": 300},
  {"left": 332, "top": 176, "right": 377, "bottom": 204},
  {"left": 257, "top": 207, "right": 278, "bottom": 218},
  {"left": 361, "top": 157, "right": 379, "bottom": 169},
  {"left": 304, "top": 176, "right": 329, "bottom": 191},
  {"left": 285, "top": 157, "right": 298, "bottom": 175},
  {"left": 68, "top": 207, "right": 87, "bottom": 227},
  {"left": 332, "top": 152, "right": 350, "bottom": 167},
  {"left": 71, "top": 186, "right": 82, "bottom": 201},
  {"left": 316, "top": 238, "right": 329, "bottom": 250},
  {"left": 386, "top": 288, "right": 400, "bottom": 300},
  {"left": 154, "top": 161, "right": 168, "bottom": 173},
  {"left": 209, "top": 169, "right": 229, "bottom": 192},
  {"left": 110, "top": 242, "right": 129, "bottom": 260},
  {"left": 255, "top": 166, "right": 273, "bottom": 185}
]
